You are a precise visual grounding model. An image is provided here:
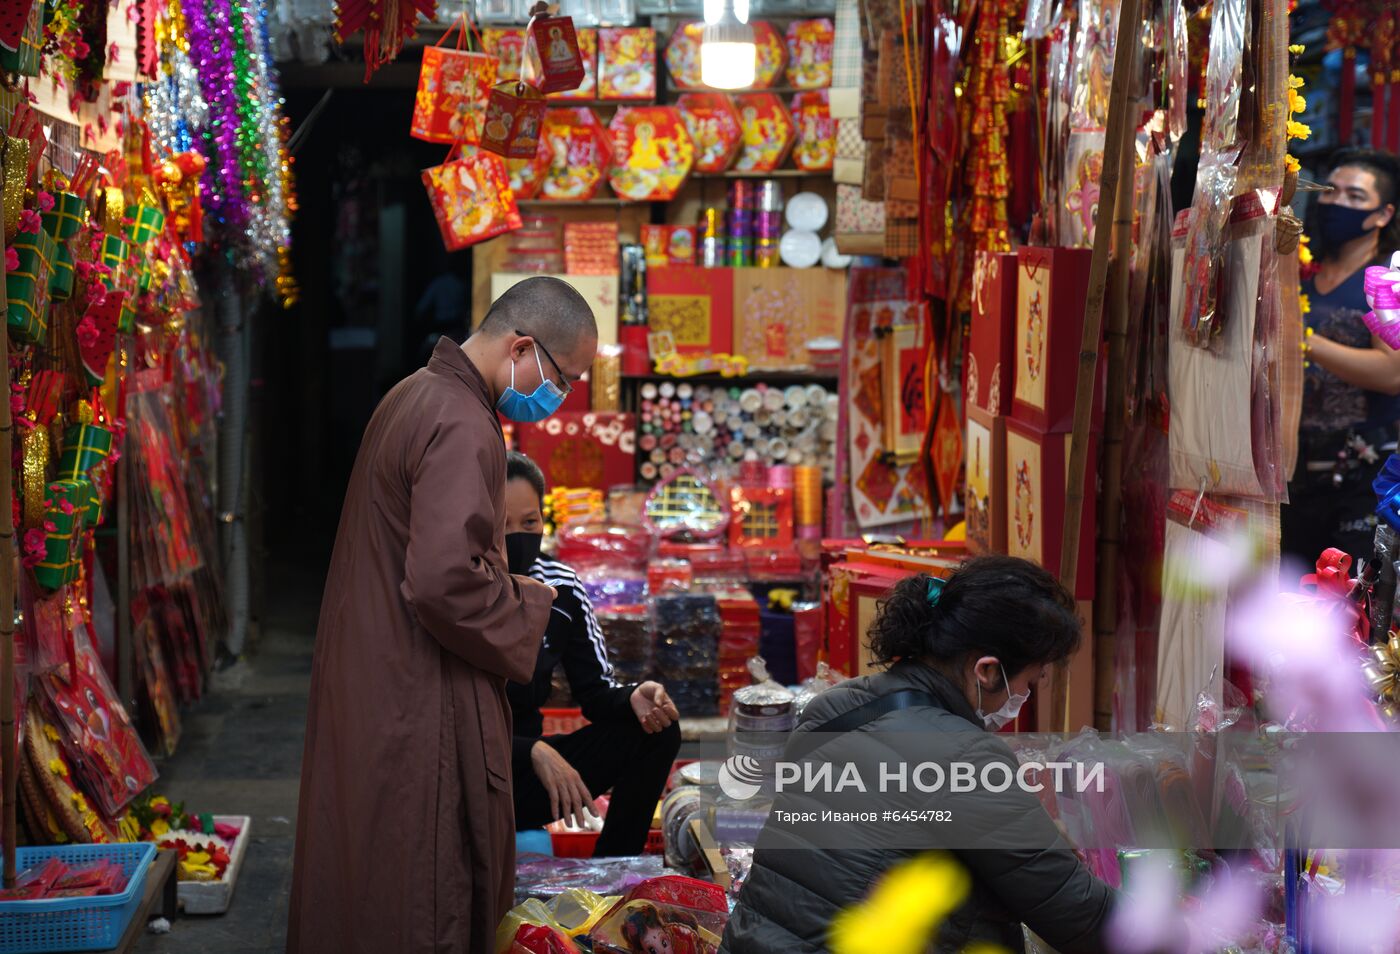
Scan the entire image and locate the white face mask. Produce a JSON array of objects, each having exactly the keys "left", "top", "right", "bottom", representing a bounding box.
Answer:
[{"left": 977, "top": 664, "right": 1030, "bottom": 731}]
